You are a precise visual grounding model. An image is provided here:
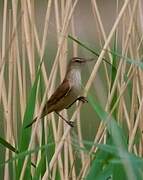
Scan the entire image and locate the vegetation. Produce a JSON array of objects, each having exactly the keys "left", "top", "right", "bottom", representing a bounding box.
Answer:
[{"left": 0, "top": 0, "right": 143, "bottom": 179}]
